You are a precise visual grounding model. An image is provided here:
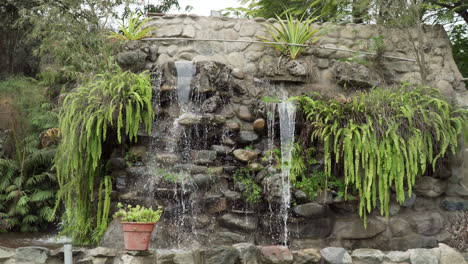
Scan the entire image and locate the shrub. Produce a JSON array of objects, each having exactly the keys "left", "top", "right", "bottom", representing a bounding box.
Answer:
[
  {"left": 234, "top": 168, "right": 262, "bottom": 204},
  {"left": 55, "top": 64, "right": 153, "bottom": 245},
  {"left": 260, "top": 12, "right": 321, "bottom": 59},
  {"left": 113, "top": 203, "right": 163, "bottom": 223},
  {"left": 293, "top": 85, "right": 467, "bottom": 223},
  {"left": 109, "top": 13, "right": 156, "bottom": 41}
]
